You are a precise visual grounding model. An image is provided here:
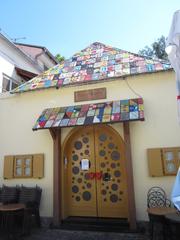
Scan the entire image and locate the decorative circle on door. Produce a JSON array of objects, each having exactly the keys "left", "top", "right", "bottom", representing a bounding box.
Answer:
[
  {"left": 84, "top": 173, "right": 90, "bottom": 180},
  {"left": 74, "top": 141, "right": 82, "bottom": 150},
  {"left": 99, "top": 150, "right": 106, "bottom": 157},
  {"left": 82, "top": 191, "right": 91, "bottom": 201},
  {"left": 101, "top": 162, "right": 105, "bottom": 168},
  {"left": 82, "top": 137, "right": 89, "bottom": 143},
  {"left": 99, "top": 134, "right": 107, "bottom": 142},
  {"left": 87, "top": 183, "right": 91, "bottom": 188},
  {"left": 72, "top": 166, "right": 80, "bottom": 175},
  {"left": 84, "top": 149, "right": 89, "bottom": 155},
  {"left": 101, "top": 189, "right": 106, "bottom": 195},
  {"left": 77, "top": 178, "right": 82, "bottom": 183},
  {"left": 114, "top": 170, "right": 121, "bottom": 177},
  {"left": 72, "top": 185, "right": 79, "bottom": 193},
  {"left": 110, "top": 194, "right": 118, "bottom": 203},
  {"left": 108, "top": 143, "right": 115, "bottom": 149},
  {"left": 111, "top": 151, "right": 120, "bottom": 161},
  {"left": 111, "top": 184, "right": 118, "bottom": 191},
  {"left": 75, "top": 196, "right": 81, "bottom": 201},
  {"left": 72, "top": 154, "right": 78, "bottom": 161},
  {"left": 111, "top": 163, "right": 116, "bottom": 168}
]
